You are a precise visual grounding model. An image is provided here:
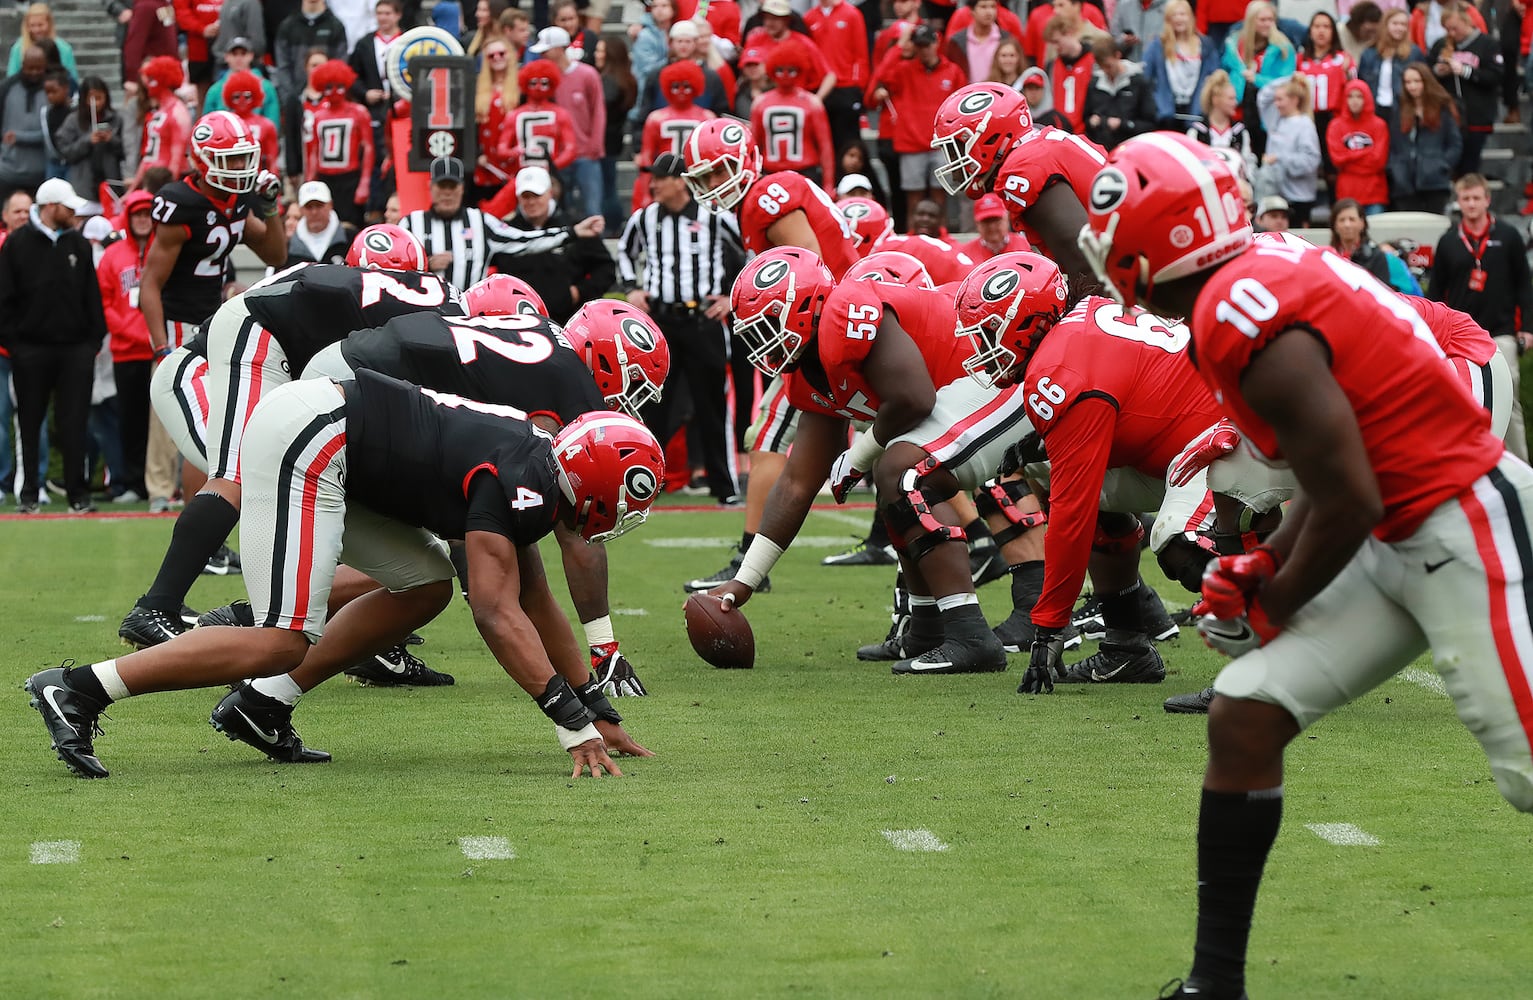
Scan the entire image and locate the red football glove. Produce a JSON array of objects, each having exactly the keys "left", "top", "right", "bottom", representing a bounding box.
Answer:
[
  {"left": 1197, "top": 544, "right": 1281, "bottom": 620},
  {"left": 1168, "top": 419, "right": 1241, "bottom": 487}
]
